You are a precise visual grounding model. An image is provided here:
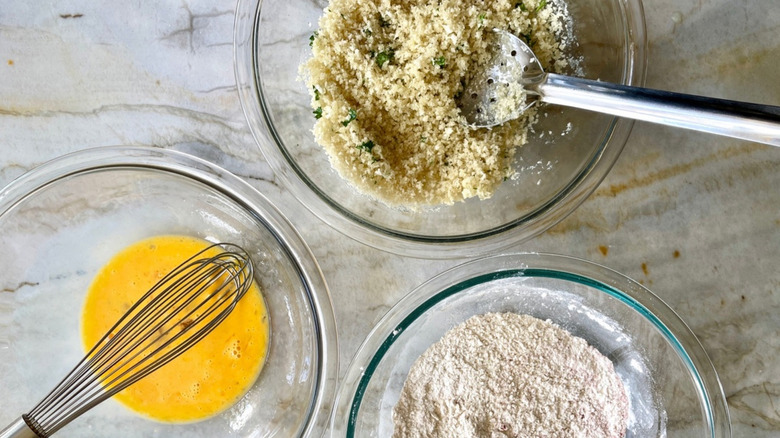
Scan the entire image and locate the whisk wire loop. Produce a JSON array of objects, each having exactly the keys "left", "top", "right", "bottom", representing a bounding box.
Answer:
[{"left": 15, "top": 243, "right": 253, "bottom": 437}]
